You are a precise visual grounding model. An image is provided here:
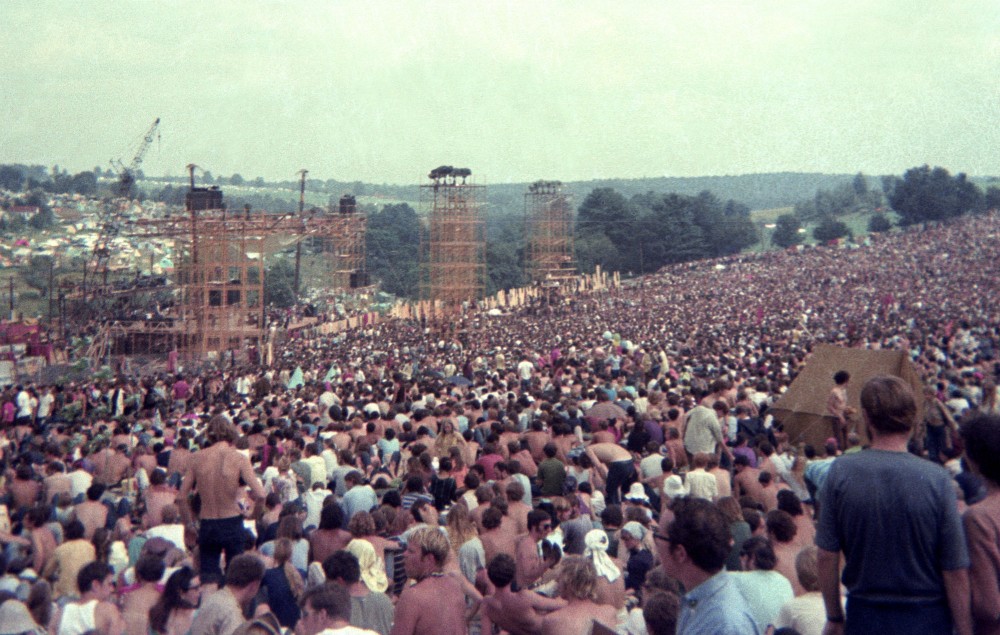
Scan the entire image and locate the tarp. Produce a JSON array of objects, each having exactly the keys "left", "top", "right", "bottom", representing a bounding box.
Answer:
[{"left": 769, "top": 343, "right": 924, "bottom": 450}]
